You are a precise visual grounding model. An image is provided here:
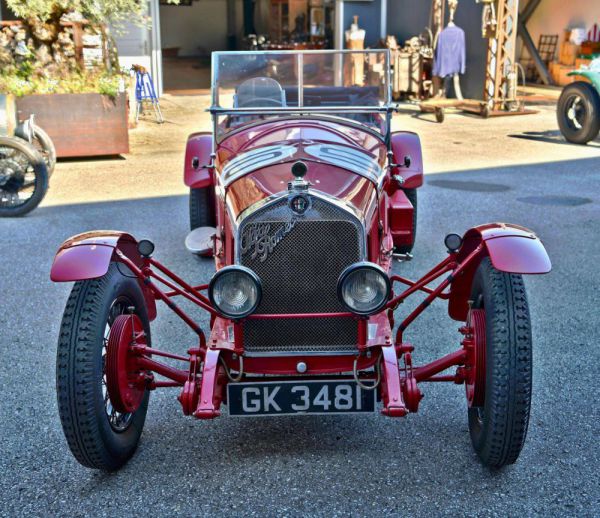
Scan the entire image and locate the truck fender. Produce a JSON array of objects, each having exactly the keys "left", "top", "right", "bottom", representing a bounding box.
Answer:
[
  {"left": 390, "top": 131, "right": 424, "bottom": 189},
  {"left": 50, "top": 231, "right": 157, "bottom": 320},
  {"left": 448, "top": 223, "right": 551, "bottom": 321},
  {"left": 184, "top": 132, "right": 213, "bottom": 189}
]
